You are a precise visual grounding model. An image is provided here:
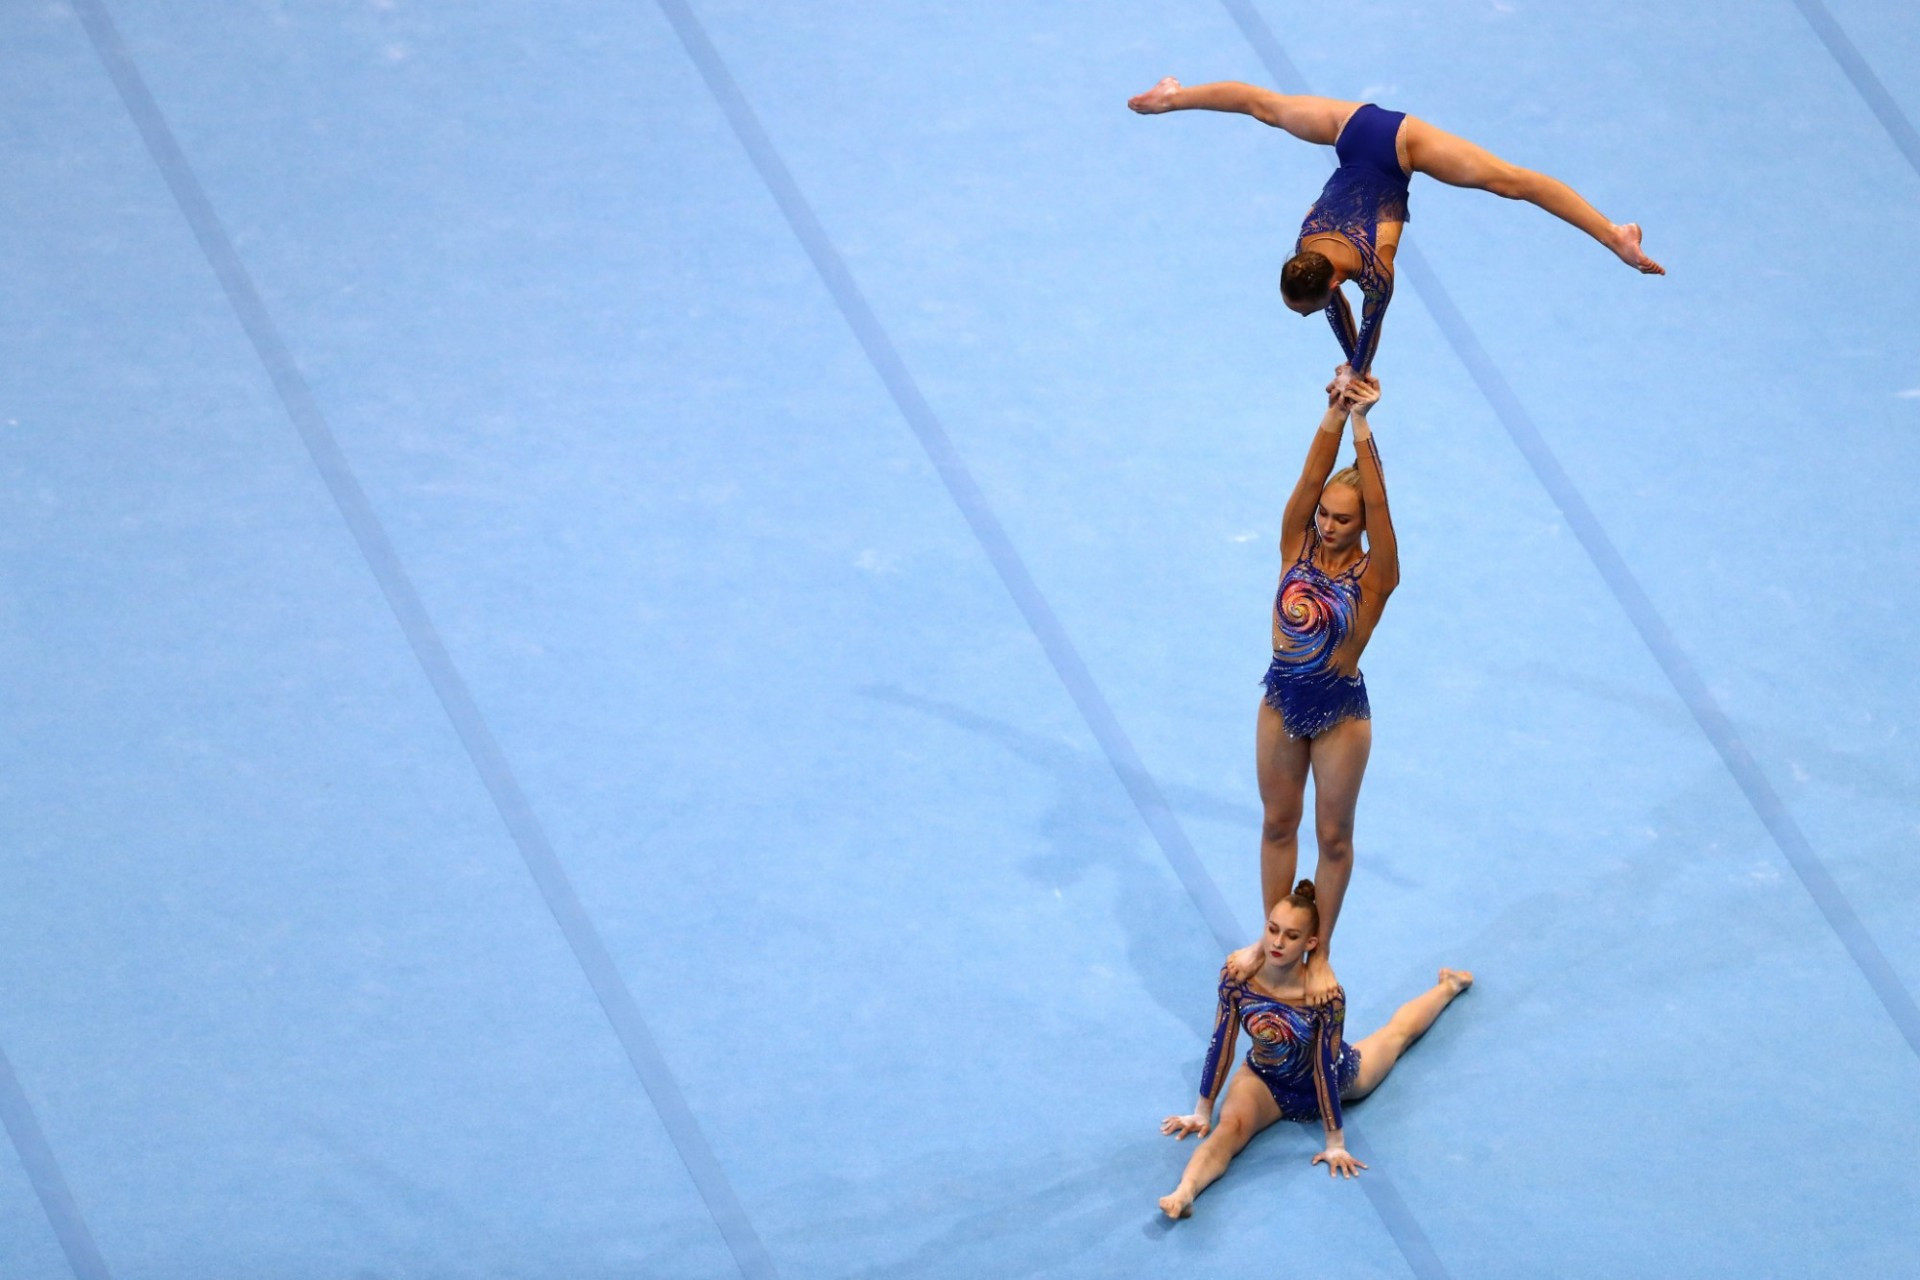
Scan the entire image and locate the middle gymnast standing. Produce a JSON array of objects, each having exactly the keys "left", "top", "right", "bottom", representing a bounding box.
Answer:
[{"left": 1230, "top": 375, "right": 1397, "bottom": 999}]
